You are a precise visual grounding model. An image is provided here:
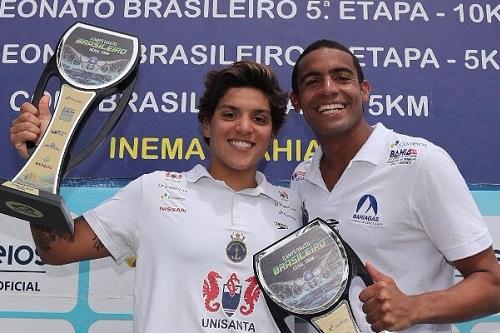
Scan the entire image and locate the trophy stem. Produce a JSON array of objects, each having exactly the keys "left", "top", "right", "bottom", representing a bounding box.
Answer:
[
  {"left": 13, "top": 84, "right": 96, "bottom": 193},
  {"left": 311, "top": 300, "right": 360, "bottom": 332}
]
